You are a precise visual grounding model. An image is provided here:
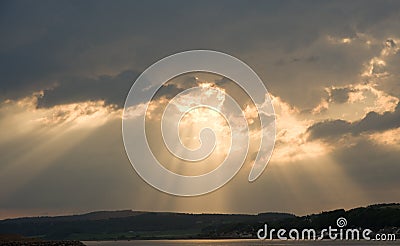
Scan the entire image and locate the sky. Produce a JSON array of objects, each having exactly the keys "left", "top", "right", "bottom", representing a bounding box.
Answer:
[{"left": 0, "top": 0, "right": 400, "bottom": 219}]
